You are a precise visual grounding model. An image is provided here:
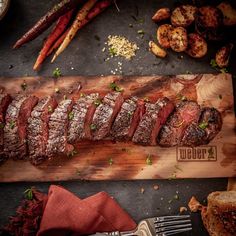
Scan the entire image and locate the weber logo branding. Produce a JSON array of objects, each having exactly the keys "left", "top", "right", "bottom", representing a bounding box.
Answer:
[{"left": 177, "top": 146, "right": 217, "bottom": 162}]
